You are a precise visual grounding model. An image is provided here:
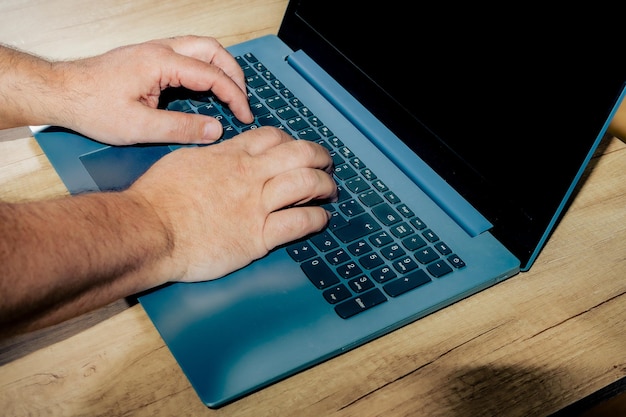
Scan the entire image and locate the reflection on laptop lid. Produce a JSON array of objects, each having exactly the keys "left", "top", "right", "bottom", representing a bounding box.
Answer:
[{"left": 34, "top": 0, "right": 625, "bottom": 408}]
